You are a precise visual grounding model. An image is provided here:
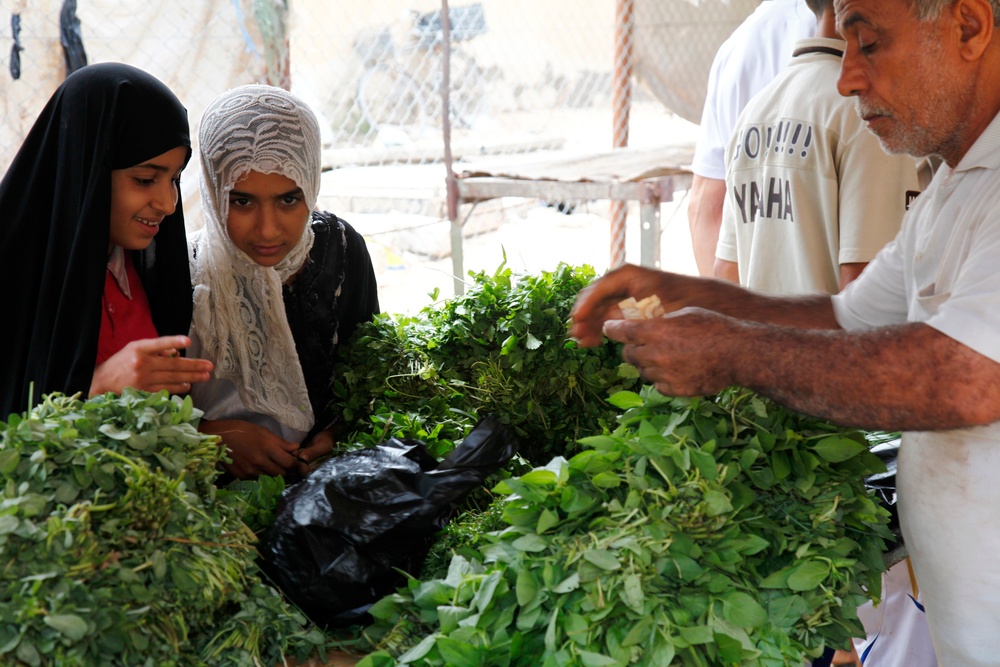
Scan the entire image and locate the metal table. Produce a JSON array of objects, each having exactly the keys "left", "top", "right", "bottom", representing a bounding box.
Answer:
[{"left": 452, "top": 142, "right": 695, "bottom": 279}]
